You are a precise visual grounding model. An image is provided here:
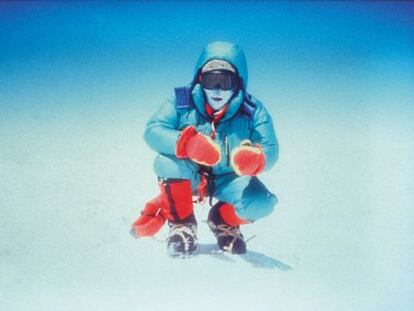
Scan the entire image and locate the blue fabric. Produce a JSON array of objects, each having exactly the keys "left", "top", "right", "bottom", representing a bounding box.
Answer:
[
  {"left": 144, "top": 41, "right": 279, "bottom": 221},
  {"left": 144, "top": 86, "right": 279, "bottom": 174},
  {"left": 214, "top": 174, "right": 277, "bottom": 221},
  {"left": 153, "top": 155, "right": 277, "bottom": 222},
  {"left": 194, "top": 41, "right": 249, "bottom": 89},
  {"left": 174, "top": 86, "right": 193, "bottom": 109},
  {"left": 153, "top": 154, "right": 201, "bottom": 191}
]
